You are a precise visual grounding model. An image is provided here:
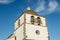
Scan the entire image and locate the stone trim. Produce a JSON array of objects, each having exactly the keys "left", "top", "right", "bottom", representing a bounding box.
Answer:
[{"left": 23, "top": 13, "right": 26, "bottom": 40}]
